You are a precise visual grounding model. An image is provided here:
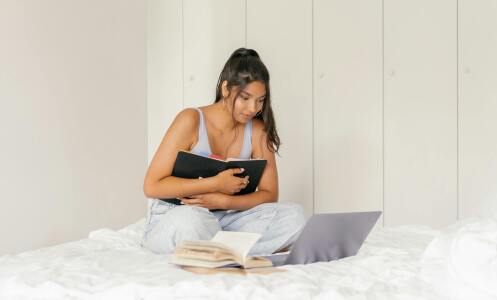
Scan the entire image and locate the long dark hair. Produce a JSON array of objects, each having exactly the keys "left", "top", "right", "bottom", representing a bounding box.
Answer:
[{"left": 214, "top": 48, "right": 280, "bottom": 154}]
